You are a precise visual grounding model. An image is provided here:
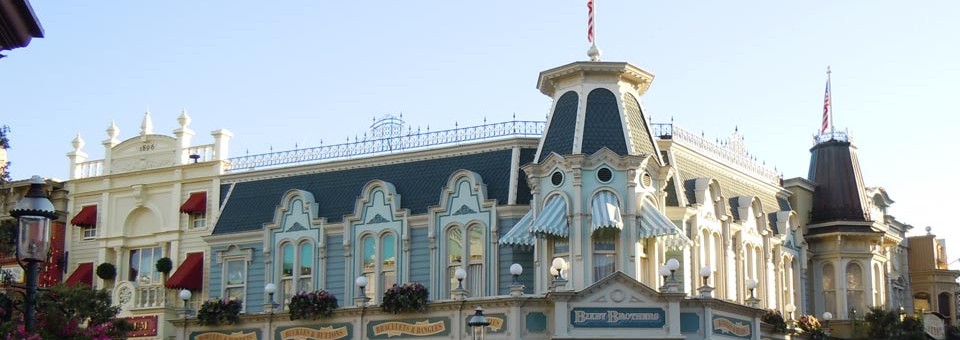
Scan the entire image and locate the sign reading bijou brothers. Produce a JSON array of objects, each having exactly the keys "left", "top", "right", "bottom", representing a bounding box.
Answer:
[{"left": 570, "top": 308, "right": 666, "bottom": 328}]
